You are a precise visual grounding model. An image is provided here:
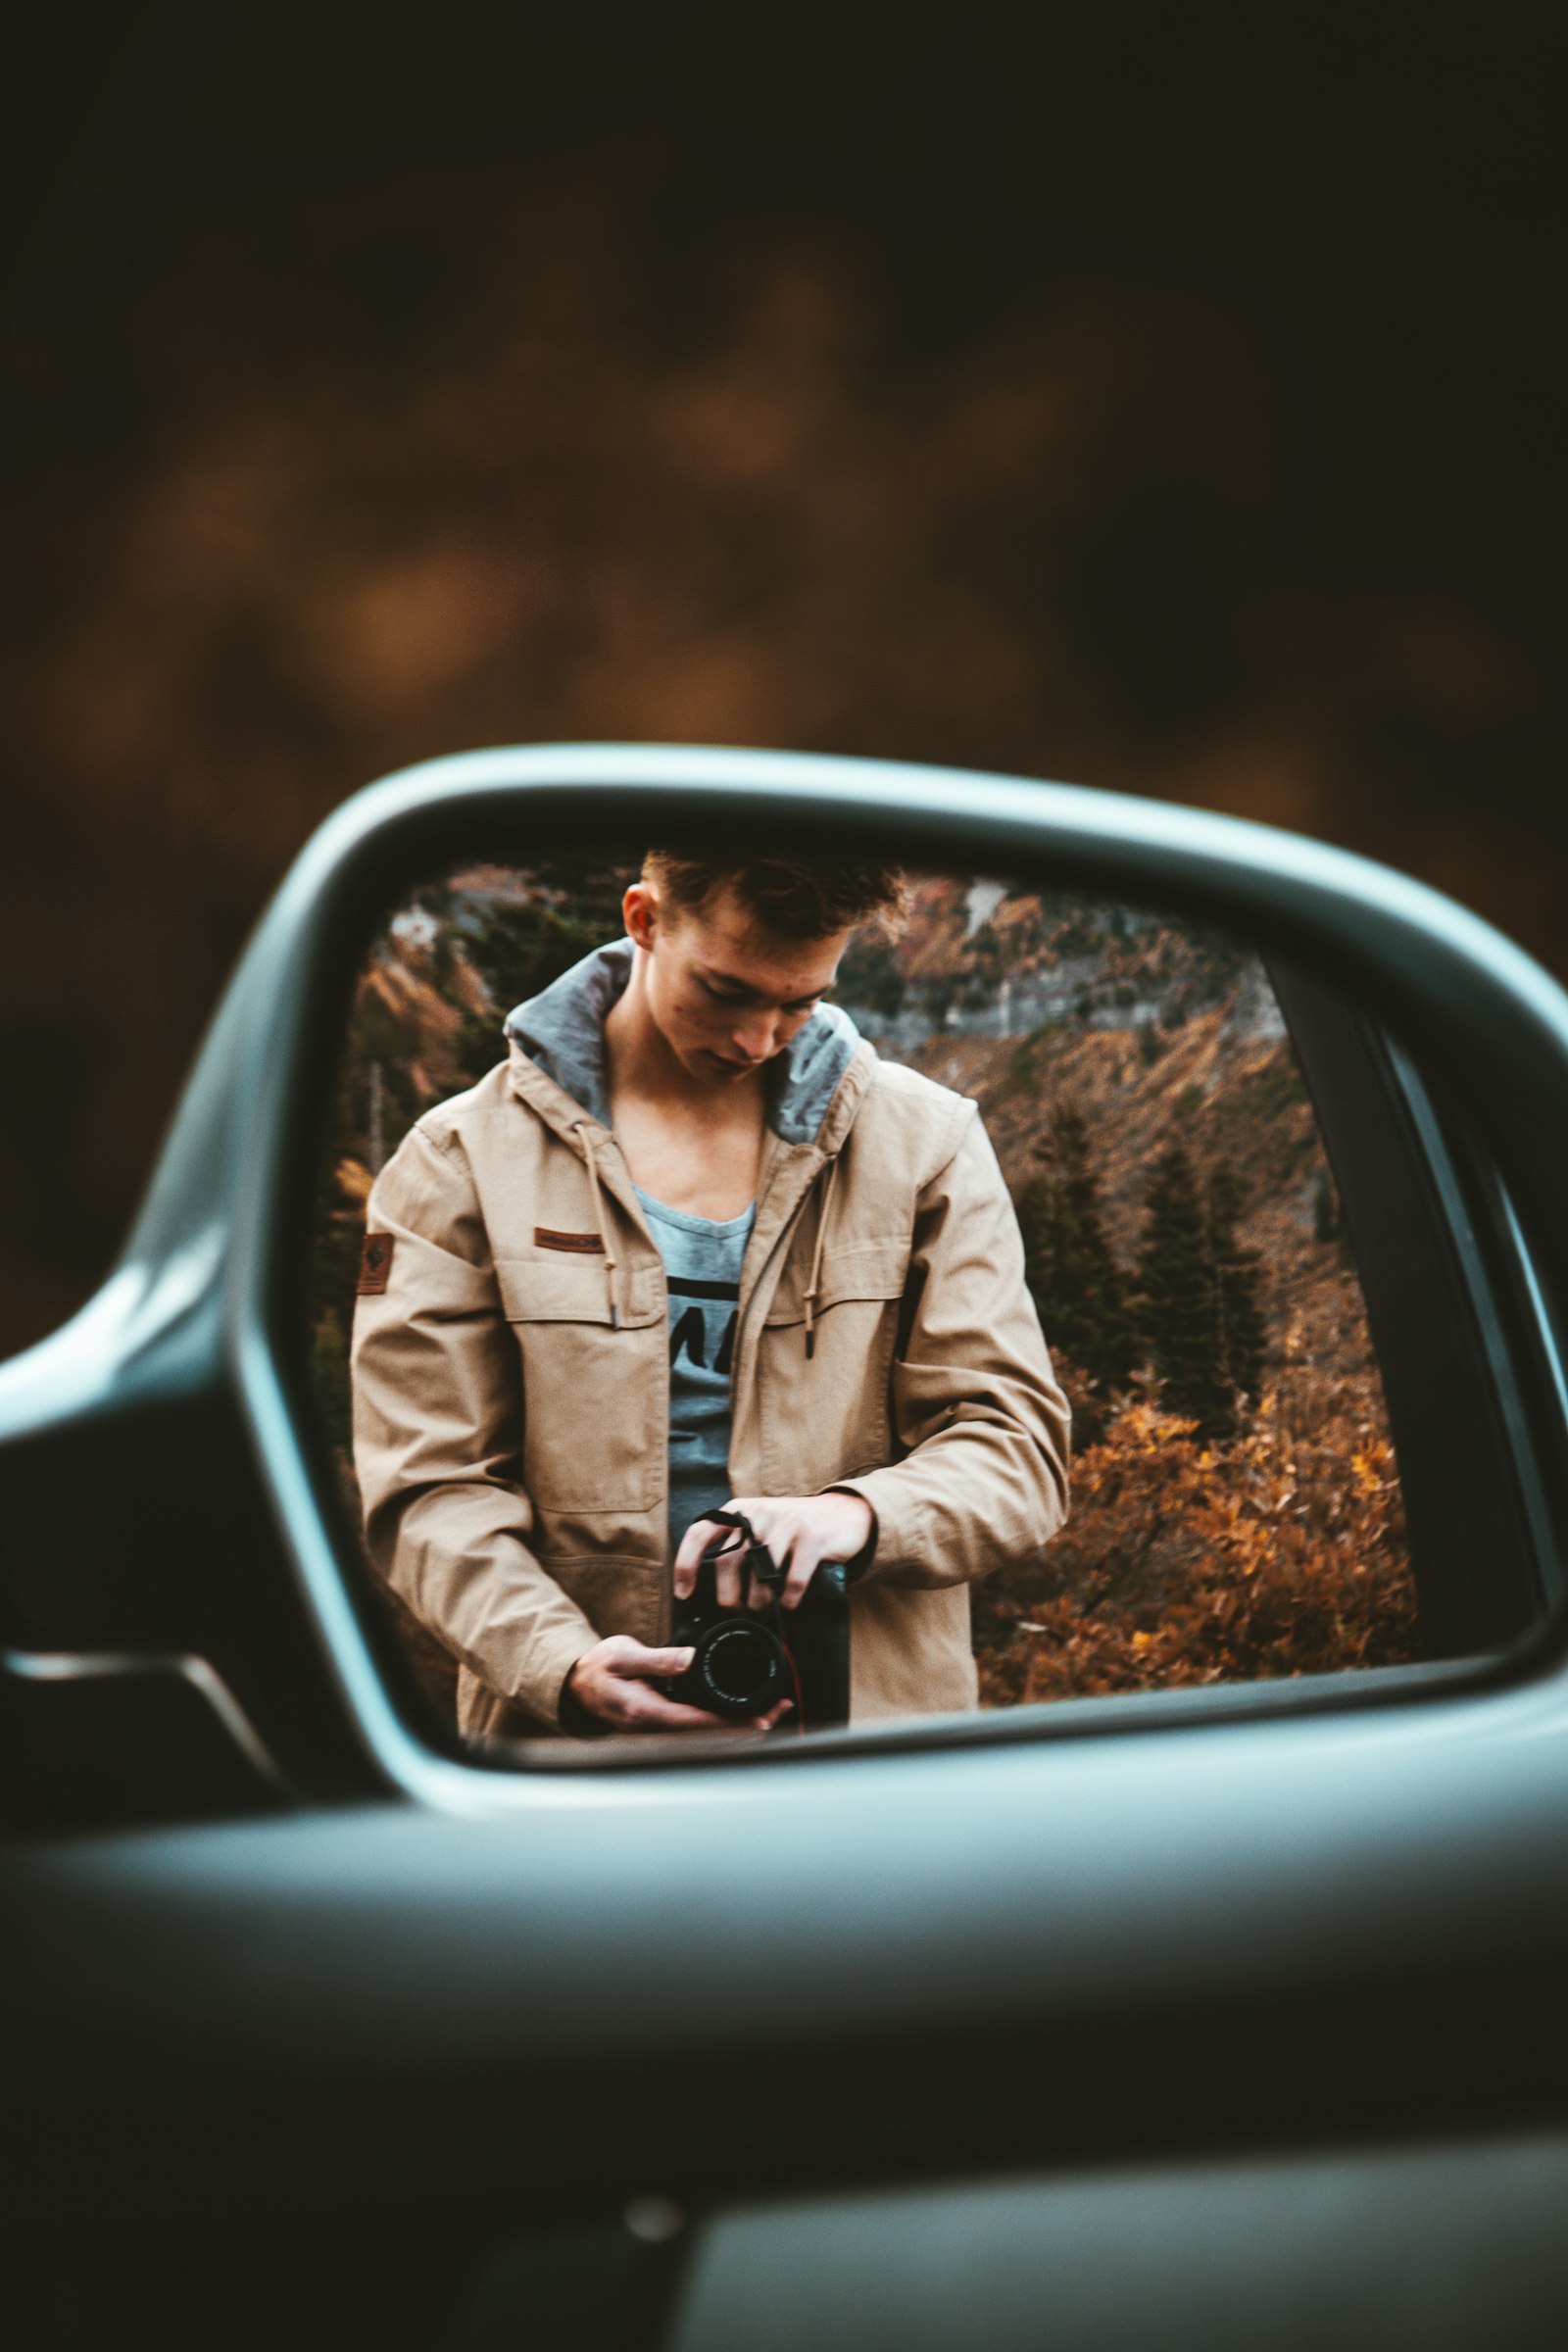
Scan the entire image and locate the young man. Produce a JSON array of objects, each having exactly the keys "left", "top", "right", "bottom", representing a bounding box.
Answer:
[{"left": 351, "top": 854, "right": 1069, "bottom": 1740}]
